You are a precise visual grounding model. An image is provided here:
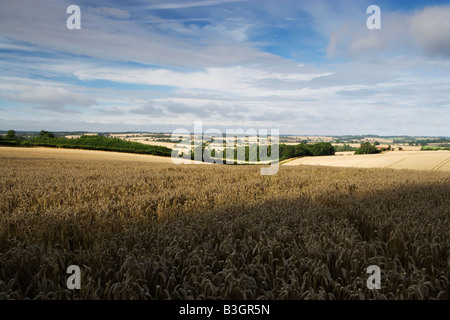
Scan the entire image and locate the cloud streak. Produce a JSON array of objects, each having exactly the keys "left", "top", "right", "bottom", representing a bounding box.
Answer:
[
  {"left": 73, "top": 65, "right": 333, "bottom": 98},
  {"left": 3, "top": 86, "right": 97, "bottom": 107},
  {"left": 144, "top": 0, "right": 246, "bottom": 10}
]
